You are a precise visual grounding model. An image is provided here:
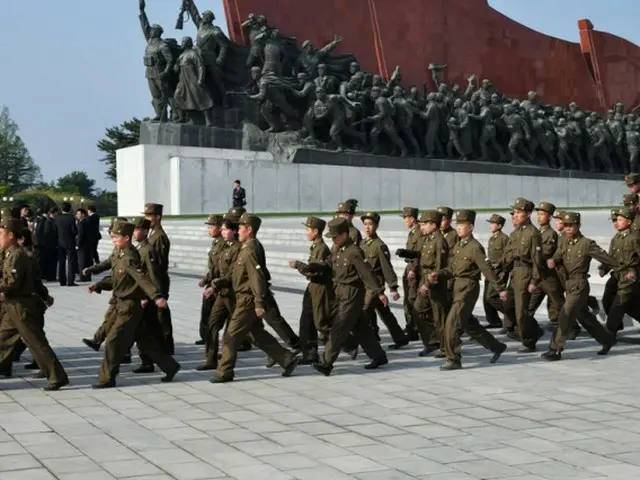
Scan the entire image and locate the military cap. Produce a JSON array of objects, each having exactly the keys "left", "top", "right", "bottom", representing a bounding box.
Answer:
[
  {"left": 130, "top": 216, "right": 151, "bottom": 230},
  {"left": 324, "top": 217, "right": 350, "bottom": 238},
  {"left": 302, "top": 216, "right": 326, "bottom": 231},
  {"left": 486, "top": 213, "right": 506, "bottom": 226},
  {"left": 511, "top": 197, "right": 535, "bottom": 212},
  {"left": 455, "top": 209, "right": 477, "bottom": 224},
  {"left": 142, "top": 203, "right": 163, "bottom": 216},
  {"left": 617, "top": 206, "right": 635, "bottom": 220},
  {"left": 238, "top": 213, "right": 262, "bottom": 232},
  {"left": 610, "top": 207, "right": 620, "bottom": 221},
  {"left": 535, "top": 201, "right": 556, "bottom": 215},
  {"left": 110, "top": 221, "right": 135, "bottom": 237},
  {"left": 344, "top": 199, "right": 359, "bottom": 214},
  {"left": 553, "top": 210, "right": 566, "bottom": 220},
  {"left": 0, "top": 217, "right": 24, "bottom": 235},
  {"left": 436, "top": 206, "right": 454, "bottom": 218},
  {"left": 221, "top": 212, "right": 238, "bottom": 224},
  {"left": 360, "top": 211, "right": 381, "bottom": 224},
  {"left": 418, "top": 210, "right": 442, "bottom": 224},
  {"left": 227, "top": 206, "right": 246, "bottom": 219},
  {"left": 0, "top": 208, "right": 12, "bottom": 219},
  {"left": 625, "top": 173, "right": 640, "bottom": 186},
  {"left": 623, "top": 193, "right": 638, "bottom": 205},
  {"left": 205, "top": 214, "right": 224, "bottom": 226},
  {"left": 400, "top": 206, "right": 419, "bottom": 218},
  {"left": 562, "top": 212, "right": 581, "bottom": 224}
]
